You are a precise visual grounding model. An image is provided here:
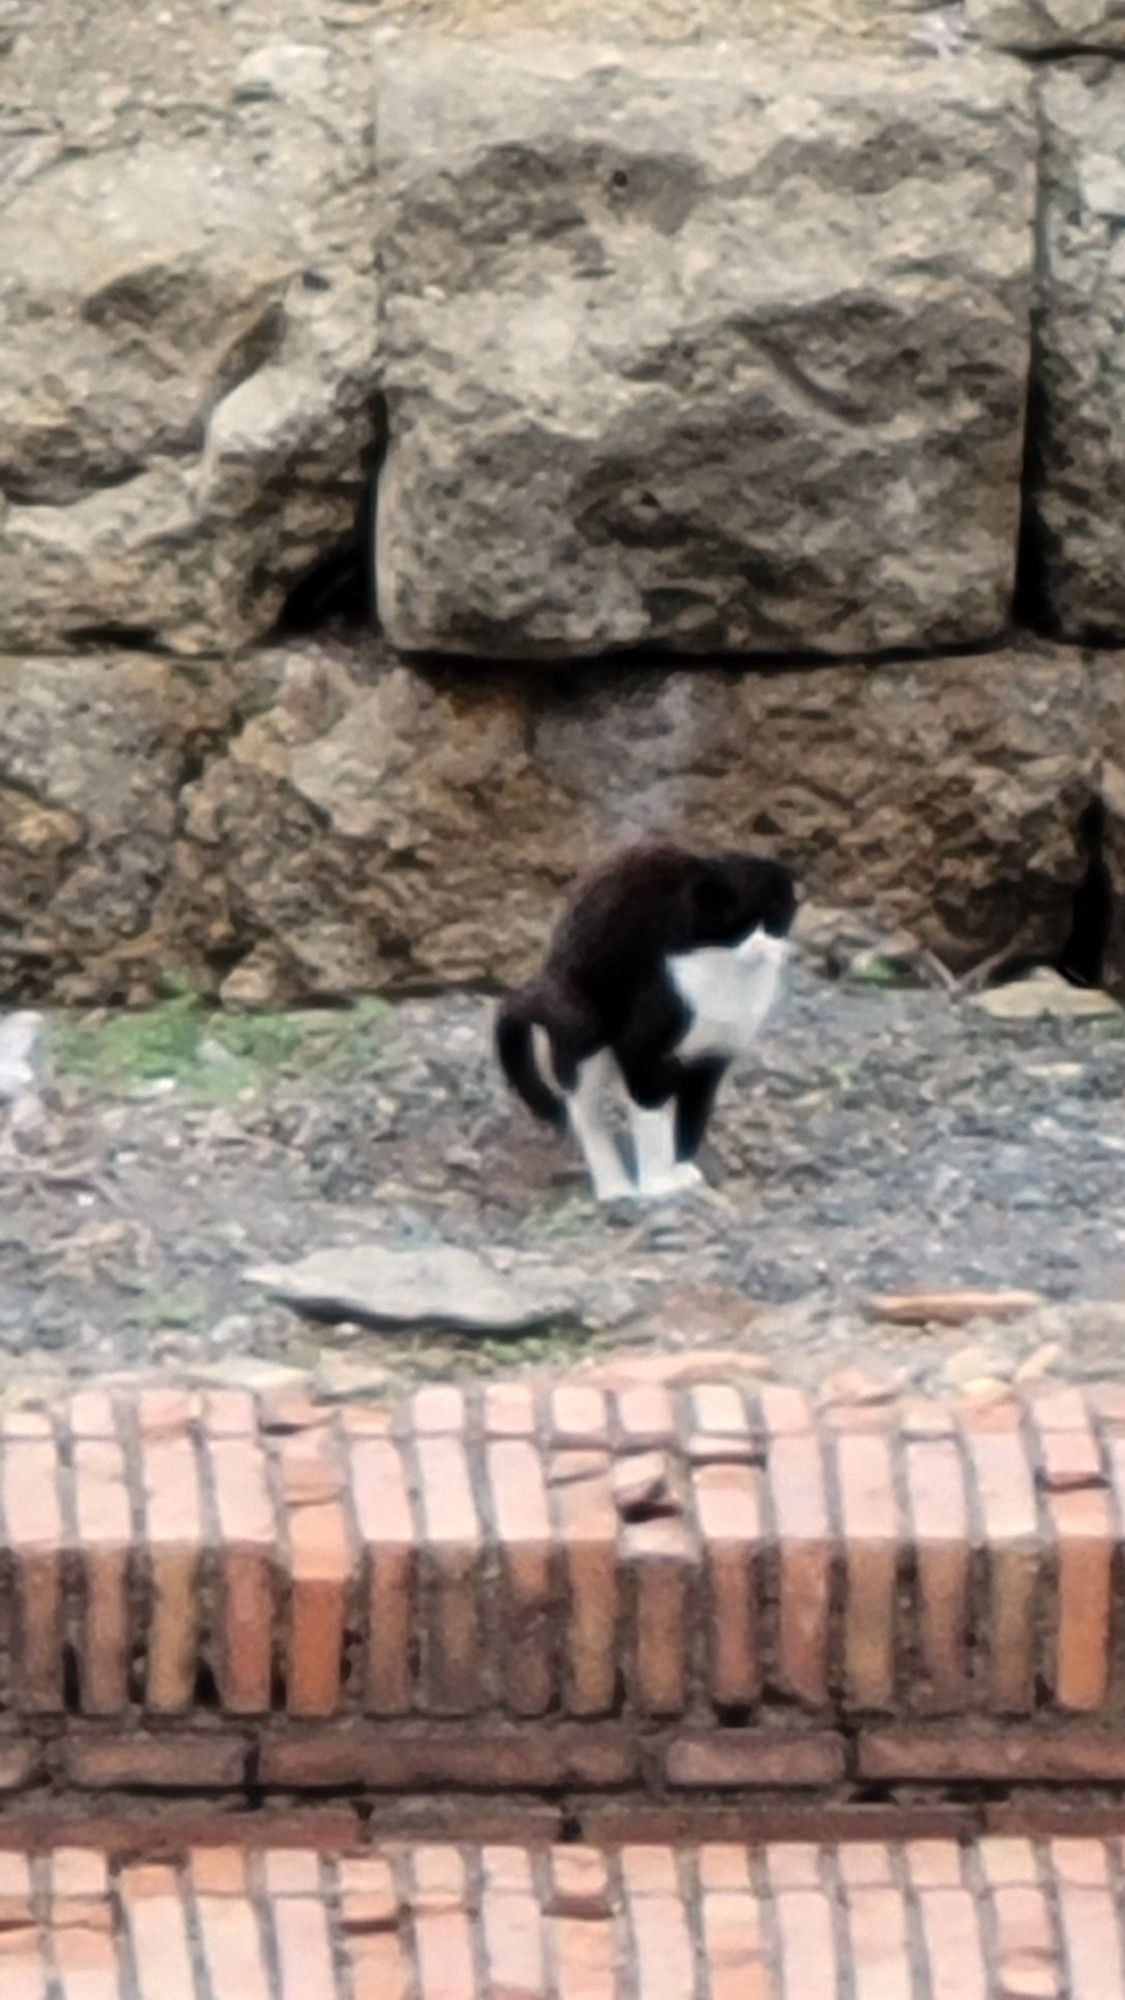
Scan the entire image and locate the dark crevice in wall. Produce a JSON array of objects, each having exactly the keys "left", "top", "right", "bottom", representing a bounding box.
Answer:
[
  {"left": 64, "top": 622, "right": 162, "bottom": 652},
  {"left": 1058, "top": 798, "right": 1113, "bottom": 987},
  {"left": 1011, "top": 346, "right": 1059, "bottom": 639},
  {"left": 275, "top": 396, "right": 386, "bottom": 638}
]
